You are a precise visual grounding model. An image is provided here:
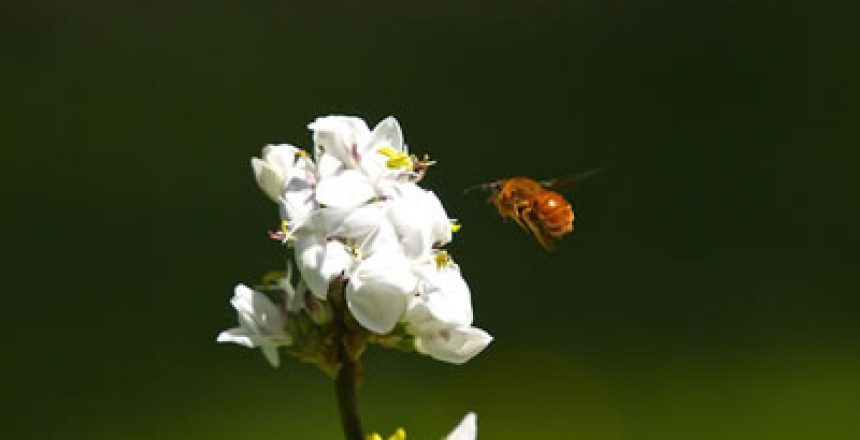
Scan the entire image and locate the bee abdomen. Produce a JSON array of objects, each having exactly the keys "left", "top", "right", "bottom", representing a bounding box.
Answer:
[{"left": 534, "top": 193, "right": 574, "bottom": 237}]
